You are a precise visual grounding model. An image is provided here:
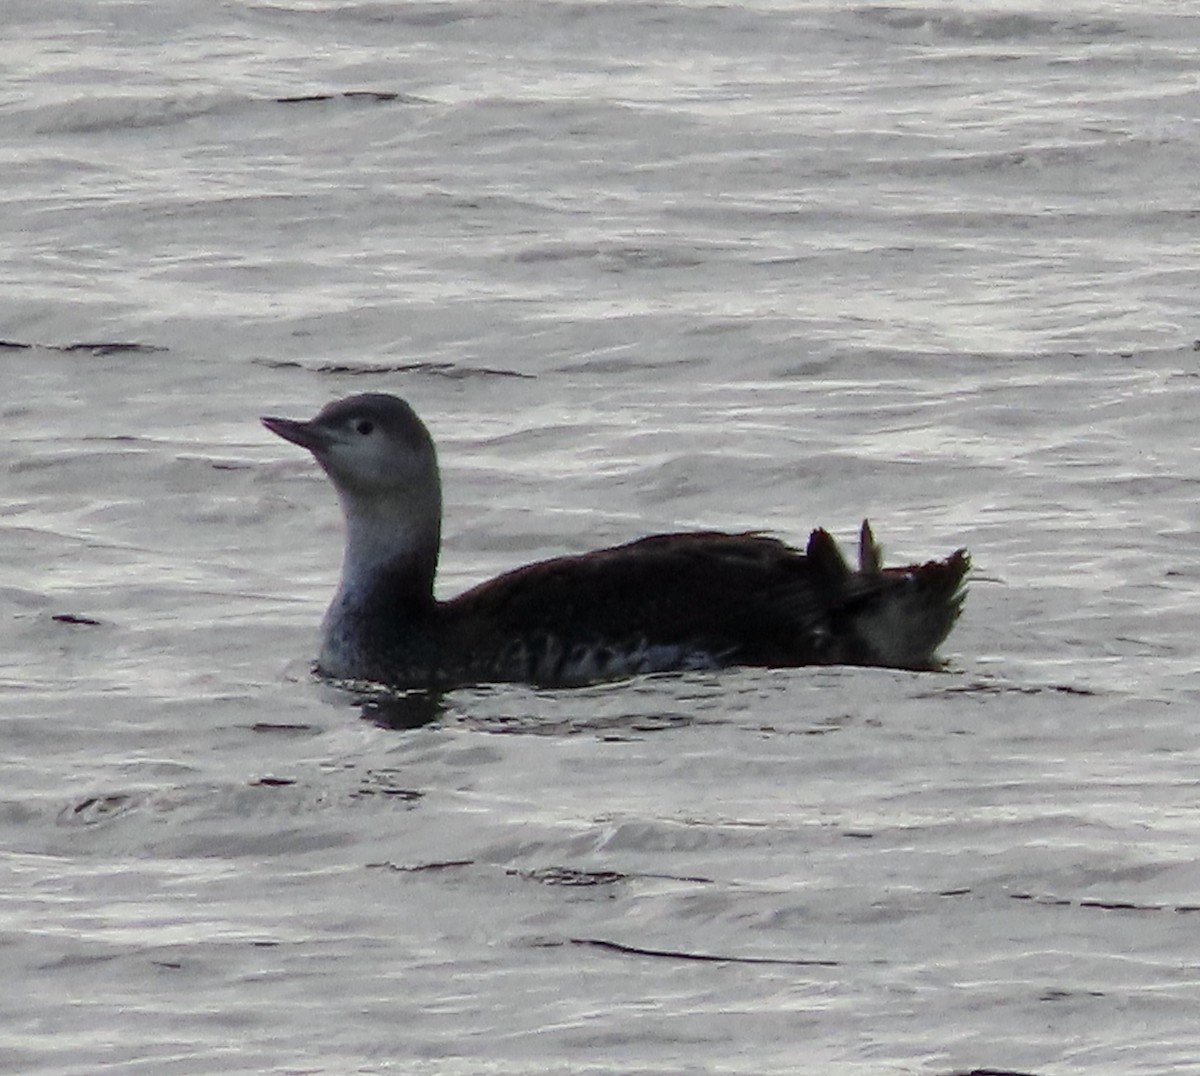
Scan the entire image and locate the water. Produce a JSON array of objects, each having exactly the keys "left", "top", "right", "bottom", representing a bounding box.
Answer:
[{"left": 3, "top": 2, "right": 1200, "bottom": 1073}]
